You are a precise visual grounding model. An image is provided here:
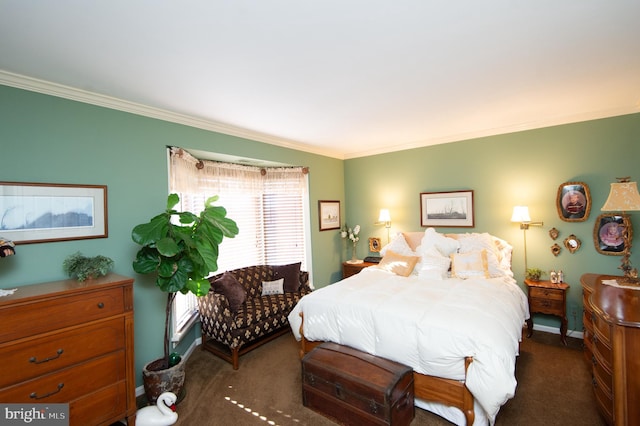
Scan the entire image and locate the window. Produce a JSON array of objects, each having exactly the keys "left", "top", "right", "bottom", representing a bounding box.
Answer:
[{"left": 168, "top": 148, "right": 310, "bottom": 344}]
